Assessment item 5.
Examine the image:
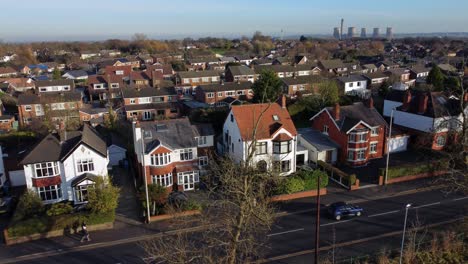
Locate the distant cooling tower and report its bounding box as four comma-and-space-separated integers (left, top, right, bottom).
340, 18, 344, 40
373, 28, 380, 38
386, 27, 394, 40
361, 28, 367, 38
348, 27, 356, 38
333, 27, 341, 39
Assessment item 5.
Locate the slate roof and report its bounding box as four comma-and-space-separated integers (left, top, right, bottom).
177, 70, 220, 79
362, 64, 377, 70
410, 66, 430, 74
254, 64, 313, 74
326, 102, 388, 132
231, 103, 297, 141
298, 128, 340, 151
337, 75, 367, 83
198, 82, 252, 92
319, 59, 345, 69
227, 65, 256, 76
396, 91, 464, 118
282, 75, 323, 86
122, 87, 177, 98
21, 124, 107, 165
17, 92, 82, 105
35, 79, 75, 87
363, 71, 389, 79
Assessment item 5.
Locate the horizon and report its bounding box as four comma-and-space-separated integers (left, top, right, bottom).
1, 0, 468, 42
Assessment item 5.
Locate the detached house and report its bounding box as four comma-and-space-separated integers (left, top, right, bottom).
337, 75, 369, 97
318, 59, 347, 76
123, 86, 179, 121
310, 101, 388, 167
282, 75, 323, 97
132, 118, 214, 191
36, 79, 75, 93
20, 125, 108, 204
221, 100, 301, 175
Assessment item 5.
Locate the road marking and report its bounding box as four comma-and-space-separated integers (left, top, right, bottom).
320, 219, 353, 227
267, 228, 304, 237
368, 210, 400, 218
412, 202, 441, 209
453, 197, 468, 201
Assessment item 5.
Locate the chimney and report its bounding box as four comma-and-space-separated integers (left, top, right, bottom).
464, 92, 468, 102
402, 90, 412, 110
281, 94, 286, 109
418, 94, 429, 114
367, 97, 374, 109
333, 103, 340, 120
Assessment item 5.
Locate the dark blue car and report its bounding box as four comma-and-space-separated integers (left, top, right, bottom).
327, 202, 363, 220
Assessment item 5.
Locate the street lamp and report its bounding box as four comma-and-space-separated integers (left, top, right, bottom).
314, 172, 321, 264
399, 203, 411, 264
384, 108, 395, 185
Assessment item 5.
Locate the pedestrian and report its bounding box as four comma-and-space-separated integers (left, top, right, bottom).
80, 223, 91, 242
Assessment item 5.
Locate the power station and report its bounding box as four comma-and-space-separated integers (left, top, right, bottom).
373, 28, 380, 38
332, 19, 394, 40
360, 28, 367, 38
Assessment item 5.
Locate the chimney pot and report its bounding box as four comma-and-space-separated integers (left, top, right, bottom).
367, 97, 374, 109
403, 90, 412, 110
333, 103, 341, 120
281, 94, 287, 109
418, 94, 429, 114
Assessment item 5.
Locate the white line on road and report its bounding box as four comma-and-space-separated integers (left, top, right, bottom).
267, 228, 304, 237
320, 219, 353, 227
368, 210, 400, 218
413, 202, 440, 209
453, 197, 468, 201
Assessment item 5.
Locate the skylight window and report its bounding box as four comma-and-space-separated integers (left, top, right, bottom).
143, 130, 152, 139
272, 115, 280, 121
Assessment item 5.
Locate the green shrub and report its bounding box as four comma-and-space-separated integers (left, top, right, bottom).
13, 190, 45, 221
300, 170, 329, 190
8, 217, 48, 237
379, 160, 449, 180
284, 177, 305, 194
182, 200, 202, 211
46, 203, 73, 216
87, 176, 120, 213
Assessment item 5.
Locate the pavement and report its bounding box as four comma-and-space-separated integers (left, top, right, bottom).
0, 177, 465, 264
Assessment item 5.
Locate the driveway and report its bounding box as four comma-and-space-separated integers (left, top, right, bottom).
111, 166, 142, 226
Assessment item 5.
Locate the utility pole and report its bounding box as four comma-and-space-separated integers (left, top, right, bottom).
315, 173, 321, 264
385, 108, 395, 184
140, 128, 151, 223
399, 204, 412, 264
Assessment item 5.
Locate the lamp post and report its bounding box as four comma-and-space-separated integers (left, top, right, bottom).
140, 128, 151, 223
385, 108, 395, 185
399, 203, 411, 264
314, 172, 321, 264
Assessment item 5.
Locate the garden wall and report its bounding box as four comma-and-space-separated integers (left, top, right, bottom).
379, 171, 448, 185
271, 188, 327, 202
149, 210, 201, 222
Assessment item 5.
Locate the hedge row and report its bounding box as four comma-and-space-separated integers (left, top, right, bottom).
8, 212, 115, 238
379, 160, 449, 180
317, 161, 357, 186
275, 170, 328, 195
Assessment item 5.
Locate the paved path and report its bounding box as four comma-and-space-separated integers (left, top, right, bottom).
112, 166, 142, 226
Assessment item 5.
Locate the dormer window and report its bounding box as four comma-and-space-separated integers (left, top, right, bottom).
323, 125, 329, 134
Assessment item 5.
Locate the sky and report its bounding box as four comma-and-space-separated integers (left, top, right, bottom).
1, 0, 468, 42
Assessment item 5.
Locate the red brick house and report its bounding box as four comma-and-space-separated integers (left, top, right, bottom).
195, 82, 253, 106
310, 100, 388, 167
104, 65, 132, 77
281, 75, 324, 97
87, 75, 124, 101
122, 86, 179, 121
132, 118, 214, 191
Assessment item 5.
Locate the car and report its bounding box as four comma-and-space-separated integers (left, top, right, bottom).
327, 201, 363, 220
0, 197, 14, 215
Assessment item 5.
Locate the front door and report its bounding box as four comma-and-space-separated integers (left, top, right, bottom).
325, 150, 333, 163
178, 171, 199, 191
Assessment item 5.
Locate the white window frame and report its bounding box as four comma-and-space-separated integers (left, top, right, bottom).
25, 105, 32, 111
180, 149, 193, 161
77, 159, 94, 173
356, 149, 366, 160
199, 156, 208, 167
197, 136, 207, 146
177, 171, 199, 191
225, 91, 235, 97
130, 99, 136, 104
34, 162, 60, 178
370, 142, 378, 153
217, 92, 223, 97
436, 135, 446, 146
152, 173, 173, 187
37, 185, 62, 202
323, 125, 329, 134
371, 127, 379, 136
150, 153, 171, 166
207, 92, 214, 98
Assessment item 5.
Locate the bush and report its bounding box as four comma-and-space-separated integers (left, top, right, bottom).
317, 161, 356, 186
87, 176, 120, 213
379, 160, 449, 180
283, 177, 305, 194
13, 190, 44, 221
300, 170, 329, 190
181, 200, 202, 211
46, 203, 73, 216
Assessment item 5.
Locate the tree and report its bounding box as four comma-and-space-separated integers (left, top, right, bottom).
87, 176, 120, 214
299, 35, 308, 42
379, 81, 391, 97
427, 65, 445, 91
444, 76, 461, 94
14, 190, 44, 221
52, 68, 61, 80
317, 80, 340, 108
139, 184, 168, 216
252, 70, 282, 103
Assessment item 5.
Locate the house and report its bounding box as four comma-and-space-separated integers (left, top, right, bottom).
362, 64, 378, 73
87, 74, 124, 101
0, 67, 18, 77
0, 115, 15, 133
251, 59, 273, 66
385, 68, 413, 86
294, 55, 309, 65
409, 66, 430, 80
337, 75, 369, 97
272, 57, 291, 65
104, 65, 132, 77
122, 86, 179, 121
318, 59, 347, 75
100, 49, 121, 57
20, 125, 108, 204
309, 100, 388, 167
80, 51, 101, 60
132, 118, 214, 191
225, 65, 257, 83
147, 64, 174, 79
0, 78, 35, 92
281, 75, 324, 97
363, 71, 389, 86
79, 105, 109, 126
36, 79, 75, 93
221, 99, 300, 176
137, 54, 154, 66
62, 70, 89, 80
254, 64, 320, 78
176, 71, 221, 94
195, 82, 253, 106
235, 55, 256, 66
377, 60, 399, 71
17, 92, 83, 127
297, 128, 339, 165
390, 91, 466, 150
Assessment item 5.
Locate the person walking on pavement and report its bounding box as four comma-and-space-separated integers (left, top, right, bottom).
80, 222, 91, 242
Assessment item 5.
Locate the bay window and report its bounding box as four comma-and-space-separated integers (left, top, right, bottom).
152, 173, 173, 187
273, 140, 292, 154
34, 162, 59, 177
37, 185, 62, 201
150, 153, 171, 166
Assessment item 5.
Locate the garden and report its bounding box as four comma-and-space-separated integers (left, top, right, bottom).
273, 169, 328, 195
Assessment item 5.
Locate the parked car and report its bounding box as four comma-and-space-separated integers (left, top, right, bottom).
0, 197, 14, 215
327, 201, 363, 220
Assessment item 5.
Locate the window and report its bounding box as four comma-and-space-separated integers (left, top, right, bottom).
255, 142, 267, 155
274, 160, 291, 173
436, 135, 446, 146
358, 133, 367, 142
217, 92, 223, 97
349, 132, 367, 143
75, 184, 93, 203
150, 153, 171, 166
130, 99, 136, 104
37, 185, 62, 201
212, 77, 218, 82
273, 115, 279, 121
25, 105, 32, 111
202, 77, 209, 82
357, 149, 366, 160
177, 171, 199, 191
323, 125, 329, 134
370, 142, 378, 153
292, 85, 297, 91
116, 70, 124, 75
273, 140, 292, 154
371, 127, 379, 136
77, 159, 94, 173
225, 91, 235, 97
152, 173, 173, 187
192, 78, 200, 83
197, 136, 207, 146
230, 114, 234, 122
51, 103, 65, 110
199, 156, 208, 167
207, 92, 214, 98
347, 150, 354, 160
349, 82, 354, 87
111, 83, 119, 88
139, 97, 151, 104
40, 87, 47, 92
180, 149, 193, 161
236, 90, 245, 95
34, 162, 59, 177
183, 79, 189, 84
357, 82, 361, 86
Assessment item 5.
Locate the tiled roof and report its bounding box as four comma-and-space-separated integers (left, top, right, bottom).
122, 87, 176, 98
326, 102, 388, 132
319, 59, 345, 69
227, 65, 256, 76
198, 82, 252, 92
231, 103, 297, 141
177, 70, 220, 79
36, 79, 74, 87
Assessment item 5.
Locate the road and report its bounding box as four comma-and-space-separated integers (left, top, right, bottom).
4, 188, 467, 264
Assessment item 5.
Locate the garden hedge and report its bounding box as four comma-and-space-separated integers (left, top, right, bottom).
379, 160, 449, 180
